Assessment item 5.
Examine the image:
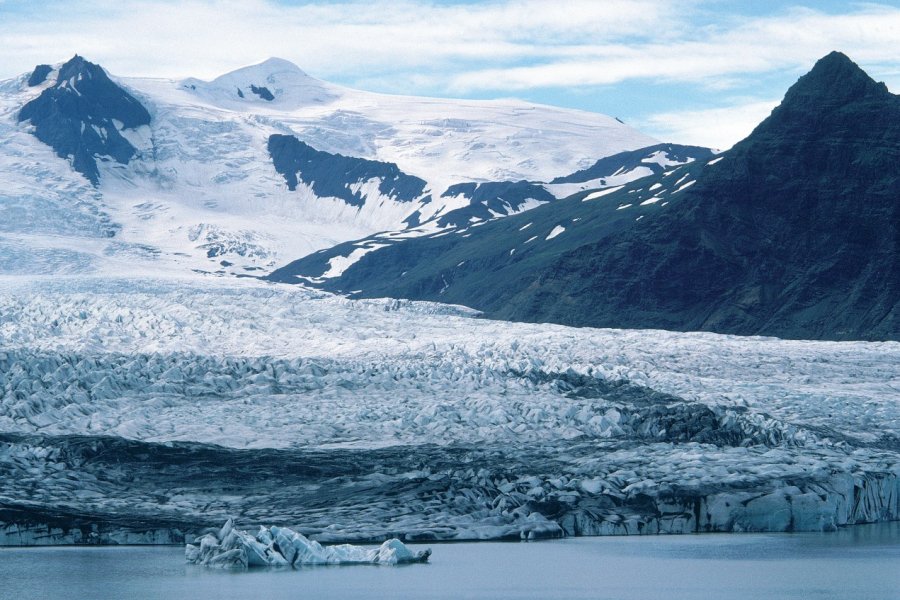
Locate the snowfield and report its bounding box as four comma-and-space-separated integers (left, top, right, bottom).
0, 277, 897, 544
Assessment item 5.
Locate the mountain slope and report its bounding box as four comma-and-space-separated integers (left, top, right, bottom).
269, 143, 712, 285
275, 52, 899, 341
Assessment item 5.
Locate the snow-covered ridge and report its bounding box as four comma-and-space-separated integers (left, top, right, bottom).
1, 55, 660, 279
180, 57, 341, 110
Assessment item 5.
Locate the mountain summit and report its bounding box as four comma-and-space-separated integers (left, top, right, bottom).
17, 55, 151, 185
182, 57, 339, 106
778, 51, 890, 110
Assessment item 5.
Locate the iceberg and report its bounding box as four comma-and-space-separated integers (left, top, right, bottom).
185, 519, 431, 569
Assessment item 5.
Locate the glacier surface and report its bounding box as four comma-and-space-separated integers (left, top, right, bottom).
0, 277, 897, 544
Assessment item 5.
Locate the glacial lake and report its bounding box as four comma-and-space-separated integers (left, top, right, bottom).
2, 523, 898, 600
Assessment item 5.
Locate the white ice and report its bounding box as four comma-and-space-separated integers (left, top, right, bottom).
185, 519, 430, 568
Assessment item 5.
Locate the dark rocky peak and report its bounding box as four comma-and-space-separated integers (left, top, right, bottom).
27, 64, 53, 87
56, 54, 96, 83
782, 51, 890, 108
268, 134, 428, 207
744, 52, 895, 143
18, 55, 151, 186
720, 51, 900, 181
43, 55, 151, 128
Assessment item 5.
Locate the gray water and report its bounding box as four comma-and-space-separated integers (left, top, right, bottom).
2, 523, 898, 600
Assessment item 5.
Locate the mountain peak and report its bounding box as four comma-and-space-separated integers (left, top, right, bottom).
254, 57, 308, 77
17, 54, 151, 186
781, 51, 889, 108
211, 57, 312, 85
56, 54, 105, 85
187, 56, 337, 106
735, 51, 894, 146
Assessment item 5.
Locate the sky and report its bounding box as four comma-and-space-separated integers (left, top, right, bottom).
1, 0, 898, 149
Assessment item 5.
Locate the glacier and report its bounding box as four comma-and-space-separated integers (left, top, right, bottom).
0, 277, 897, 544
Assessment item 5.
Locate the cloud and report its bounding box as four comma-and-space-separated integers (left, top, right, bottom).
447, 5, 900, 92
0, 0, 898, 150
0, 0, 688, 80
1, 1, 897, 91
639, 99, 782, 150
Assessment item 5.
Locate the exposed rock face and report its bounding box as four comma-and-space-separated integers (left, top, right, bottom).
434, 181, 555, 227
26, 64, 53, 87
268, 143, 713, 285
249, 84, 274, 101
17, 55, 151, 185
267, 133, 429, 206
550, 143, 715, 184
578, 50, 899, 340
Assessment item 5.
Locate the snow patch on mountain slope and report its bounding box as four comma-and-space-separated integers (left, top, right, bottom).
543, 166, 654, 199
321, 243, 390, 279
546, 225, 565, 240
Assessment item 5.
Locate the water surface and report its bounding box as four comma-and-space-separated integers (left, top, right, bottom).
2, 523, 898, 600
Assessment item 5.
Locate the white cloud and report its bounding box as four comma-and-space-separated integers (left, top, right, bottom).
639, 99, 782, 150
0, 0, 688, 80
1, 1, 897, 93
447, 5, 900, 91
0, 0, 898, 150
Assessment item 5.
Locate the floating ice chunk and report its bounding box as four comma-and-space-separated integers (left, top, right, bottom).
186, 519, 430, 569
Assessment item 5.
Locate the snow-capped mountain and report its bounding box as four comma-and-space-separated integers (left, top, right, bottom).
274, 52, 900, 341
1, 55, 660, 278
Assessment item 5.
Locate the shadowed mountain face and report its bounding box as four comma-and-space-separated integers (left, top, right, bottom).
550, 143, 715, 184
17, 55, 151, 185
273, 52, 899, 341
268, 133, 430, 206
546, 51, 899, 340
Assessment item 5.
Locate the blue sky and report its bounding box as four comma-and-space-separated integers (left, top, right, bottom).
1, 0, 898, 148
